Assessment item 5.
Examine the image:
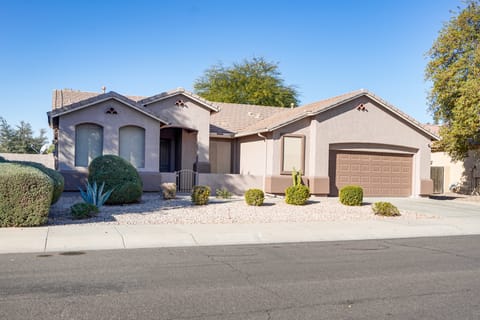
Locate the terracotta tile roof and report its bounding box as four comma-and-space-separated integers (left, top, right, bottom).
236, 90, 365, 136
209, 102, 290, 135
49, 88, 438, 141
139, 88, 219, 112
52, 89, 145, 109
48, 91, 166, 124
235, 89, 439, 141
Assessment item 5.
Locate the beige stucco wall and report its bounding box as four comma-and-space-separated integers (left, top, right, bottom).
238, 135, 266, 175
309, 97, 432, 196
198, 174, 262, 195
431, 152, 464, 192
57, 99, 161, 171
431, 150, 480, 192
238, 96, 434, 197
145, 94, 211, 169
0, 153, 54, 168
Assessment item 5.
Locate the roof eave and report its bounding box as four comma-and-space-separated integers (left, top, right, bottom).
49, 94, 169, 125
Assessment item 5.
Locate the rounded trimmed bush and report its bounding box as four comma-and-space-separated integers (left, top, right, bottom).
18, 161, 64, 204
88, 155, 142, 205
245, 188, 264, 206
372, 202, 400, 217
191, 185, 210, 205
339, 185, 363, 206
285, 185, 310, 205
0, 163, 53, 227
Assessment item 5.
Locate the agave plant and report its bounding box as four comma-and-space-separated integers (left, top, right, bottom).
78, 180, 113, 208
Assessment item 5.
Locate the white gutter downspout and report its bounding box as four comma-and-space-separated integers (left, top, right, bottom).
257, 132, 267, 192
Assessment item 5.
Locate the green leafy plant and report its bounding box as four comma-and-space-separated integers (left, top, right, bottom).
191, 185, 211, 205
244, 188, 264, 206
339, 185, 363, 206
216, 187, 232, 199
285, 169, 310, 205
0, 163, 53, 227
372, 202, 401, 217
88, 155, 142, 205
79, 180, 113, 208
70, 202, 99, 220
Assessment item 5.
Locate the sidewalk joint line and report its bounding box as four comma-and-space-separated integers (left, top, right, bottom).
43, 227, 50, 252
189, 233, 199, 245
113, 226, 126, 248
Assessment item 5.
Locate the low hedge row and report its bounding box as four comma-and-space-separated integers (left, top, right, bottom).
0, 163, 53, 227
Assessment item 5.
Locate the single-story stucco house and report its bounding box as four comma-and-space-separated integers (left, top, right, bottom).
47, 88, 438, 197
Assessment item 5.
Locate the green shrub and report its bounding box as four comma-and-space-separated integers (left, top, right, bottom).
0, 159, 64, 204
372, 202, 401, 217
339, 185, 363, 206
0, 163, 53, 227
244, 188, 264, 206
70, 202, 99, 220
16, 161, 64, 204
216, 187, 232, 199
191, 185, 210, 205
285, 185, 310, 205
88, 155, 142, 205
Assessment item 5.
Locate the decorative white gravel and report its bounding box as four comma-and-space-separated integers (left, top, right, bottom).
48, 192, 436, 226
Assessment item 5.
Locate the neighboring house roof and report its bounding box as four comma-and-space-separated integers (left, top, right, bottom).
48, 91, 168, 125
209, 102, 290, 135
139, 88, 219, 112
423, 124, 440, 136
235, 89, 439, 141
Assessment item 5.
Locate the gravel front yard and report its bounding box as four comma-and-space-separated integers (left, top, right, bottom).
48, 192, 435, 226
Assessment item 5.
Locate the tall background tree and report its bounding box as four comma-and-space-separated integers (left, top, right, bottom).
194, 57, 300, 107
0, 117, 48, 154
426, 0, 480, 161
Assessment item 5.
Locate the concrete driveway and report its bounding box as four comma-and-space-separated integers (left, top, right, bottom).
365, 197, 480, 218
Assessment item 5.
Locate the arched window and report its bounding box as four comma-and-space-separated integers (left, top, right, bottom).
119, 126, 145, 168
75, 123, 103, 167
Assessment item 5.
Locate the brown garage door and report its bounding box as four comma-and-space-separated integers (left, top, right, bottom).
329, 151, 413, 197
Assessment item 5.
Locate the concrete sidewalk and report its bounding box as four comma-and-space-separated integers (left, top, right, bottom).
1, 213, 480, 254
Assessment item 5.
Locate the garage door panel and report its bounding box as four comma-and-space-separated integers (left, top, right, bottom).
329, 151, 412, 197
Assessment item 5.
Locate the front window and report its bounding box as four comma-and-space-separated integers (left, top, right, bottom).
281, 135, 305, 174
75, 123, 103, 167
119, 126, 145, 168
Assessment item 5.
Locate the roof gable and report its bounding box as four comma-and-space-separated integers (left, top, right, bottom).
48, 91, 168, 125
235, 90, 439, 141
139, 88, 219, 112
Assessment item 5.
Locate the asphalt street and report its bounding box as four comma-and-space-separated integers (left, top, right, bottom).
1, 236, 480, 319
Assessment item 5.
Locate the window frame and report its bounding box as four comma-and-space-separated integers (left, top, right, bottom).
280, 134, 305, 175
74, 123, 103, 167
119, 125, 146, 169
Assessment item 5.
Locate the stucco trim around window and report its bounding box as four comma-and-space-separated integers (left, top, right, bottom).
280, 134, 305, 175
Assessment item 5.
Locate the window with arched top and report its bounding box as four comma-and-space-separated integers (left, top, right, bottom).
119, 126, 145, 168
75, 123, 103, 167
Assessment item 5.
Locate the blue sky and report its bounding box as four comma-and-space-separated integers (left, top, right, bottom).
0, 0, 458, 141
